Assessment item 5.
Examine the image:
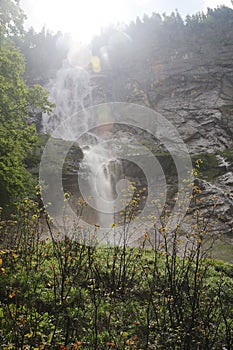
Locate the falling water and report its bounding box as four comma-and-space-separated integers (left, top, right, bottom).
42, 58, 121, 228
80, 144, 120, 227
42, 60, 91, 135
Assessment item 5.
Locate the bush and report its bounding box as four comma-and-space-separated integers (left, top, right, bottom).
0, 195, 232, 349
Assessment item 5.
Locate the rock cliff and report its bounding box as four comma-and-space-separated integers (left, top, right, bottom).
88, 14, 233, 244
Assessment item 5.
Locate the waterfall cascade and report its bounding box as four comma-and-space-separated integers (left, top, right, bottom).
42, 60, 91, 134
42, 60, 122, 228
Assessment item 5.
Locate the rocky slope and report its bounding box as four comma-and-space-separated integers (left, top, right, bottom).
88, 19, 233, 242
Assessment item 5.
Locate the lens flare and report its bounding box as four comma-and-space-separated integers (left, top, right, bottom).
91, 56, 101, 73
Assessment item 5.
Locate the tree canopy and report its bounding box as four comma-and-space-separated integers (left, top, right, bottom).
0, 0, 25, 36
0, 0, 53, 211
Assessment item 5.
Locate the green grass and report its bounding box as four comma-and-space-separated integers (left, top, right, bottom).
192, 152, 219, 180
209, 238, 233, 263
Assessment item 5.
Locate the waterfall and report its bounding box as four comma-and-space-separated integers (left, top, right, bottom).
42, 59, 121, 229
42, 60, 91, 135
80, 144, 121, 227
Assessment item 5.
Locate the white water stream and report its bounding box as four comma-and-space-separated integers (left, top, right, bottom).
42, 61, 121, 228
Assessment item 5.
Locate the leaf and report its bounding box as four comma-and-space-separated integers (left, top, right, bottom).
9, 290, 17, 299
25, 332, 33, 338
0, 307, 4, 318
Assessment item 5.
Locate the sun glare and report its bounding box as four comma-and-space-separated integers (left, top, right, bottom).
21, 0, 233, 44
22, 0, 124, 43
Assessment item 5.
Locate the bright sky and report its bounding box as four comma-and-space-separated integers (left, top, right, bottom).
20, 0, 233, 43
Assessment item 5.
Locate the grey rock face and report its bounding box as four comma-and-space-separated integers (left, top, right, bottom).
37, 25, 233, 245
94, 42, 233, 155
88, 32, 233, 240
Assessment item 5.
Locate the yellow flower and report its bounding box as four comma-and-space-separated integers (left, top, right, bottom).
64, 192, 70, 201
73, 341, 82, 349
9, 290, 17, 299
192, 169, 198, 176
12, 253, 18, 260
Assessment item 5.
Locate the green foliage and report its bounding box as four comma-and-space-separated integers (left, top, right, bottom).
0, 39, 53, 209
0, 0, 25, 37
0, 39, 36, 206
0, 199, 232, 349
192, 153, 219, 180
28, 84, 54, 114
185, 12, 207, 27
92, 5, 233, 58
17, 27, 69, 82
0, 2, 54, 210
162, 10, 184, 26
